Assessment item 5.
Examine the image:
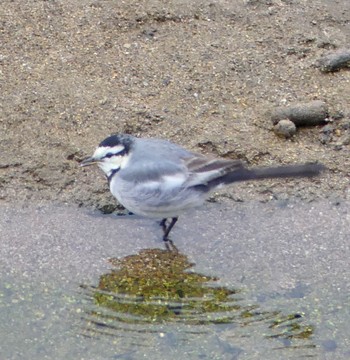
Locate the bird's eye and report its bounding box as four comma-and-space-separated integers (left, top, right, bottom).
104, 152, 114, 158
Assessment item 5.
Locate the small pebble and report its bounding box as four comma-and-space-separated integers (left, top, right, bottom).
316, 49, 350, 72
274, 119, 296, 138
321, 124, 334, 135
319, 124, 334, 144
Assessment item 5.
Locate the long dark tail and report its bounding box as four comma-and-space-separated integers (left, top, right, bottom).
208, 163, 325, 188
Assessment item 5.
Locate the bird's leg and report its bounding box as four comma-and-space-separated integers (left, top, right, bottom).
162, 217, 178, 241
160, 218, 167, 232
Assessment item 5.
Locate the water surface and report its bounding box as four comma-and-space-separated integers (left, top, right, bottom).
0, 201, 349, 359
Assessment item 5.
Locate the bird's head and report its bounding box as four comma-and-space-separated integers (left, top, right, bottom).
81, 134, 133, 177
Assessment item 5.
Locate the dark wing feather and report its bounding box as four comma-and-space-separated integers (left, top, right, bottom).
184, 154, 245, 187
184, 153, 325, 190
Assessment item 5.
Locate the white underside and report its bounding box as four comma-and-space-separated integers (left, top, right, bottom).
109, 174, 207, 219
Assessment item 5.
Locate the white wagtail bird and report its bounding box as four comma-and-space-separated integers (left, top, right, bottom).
81, 134, 324, 241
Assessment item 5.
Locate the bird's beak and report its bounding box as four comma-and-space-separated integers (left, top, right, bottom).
80, 156, 98, 167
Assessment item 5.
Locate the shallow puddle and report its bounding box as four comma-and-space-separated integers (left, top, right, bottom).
0, 201, 349, 359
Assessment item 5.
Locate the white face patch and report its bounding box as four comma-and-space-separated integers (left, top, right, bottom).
96, 149, 131, 177
93, 145, 125, 159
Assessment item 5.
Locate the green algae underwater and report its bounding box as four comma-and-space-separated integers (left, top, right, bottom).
81, 246, 314, 343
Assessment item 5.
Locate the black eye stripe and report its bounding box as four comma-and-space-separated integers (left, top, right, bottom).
104, 149, 127, 159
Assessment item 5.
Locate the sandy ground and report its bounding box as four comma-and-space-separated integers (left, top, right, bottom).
1, 0, 350, 211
